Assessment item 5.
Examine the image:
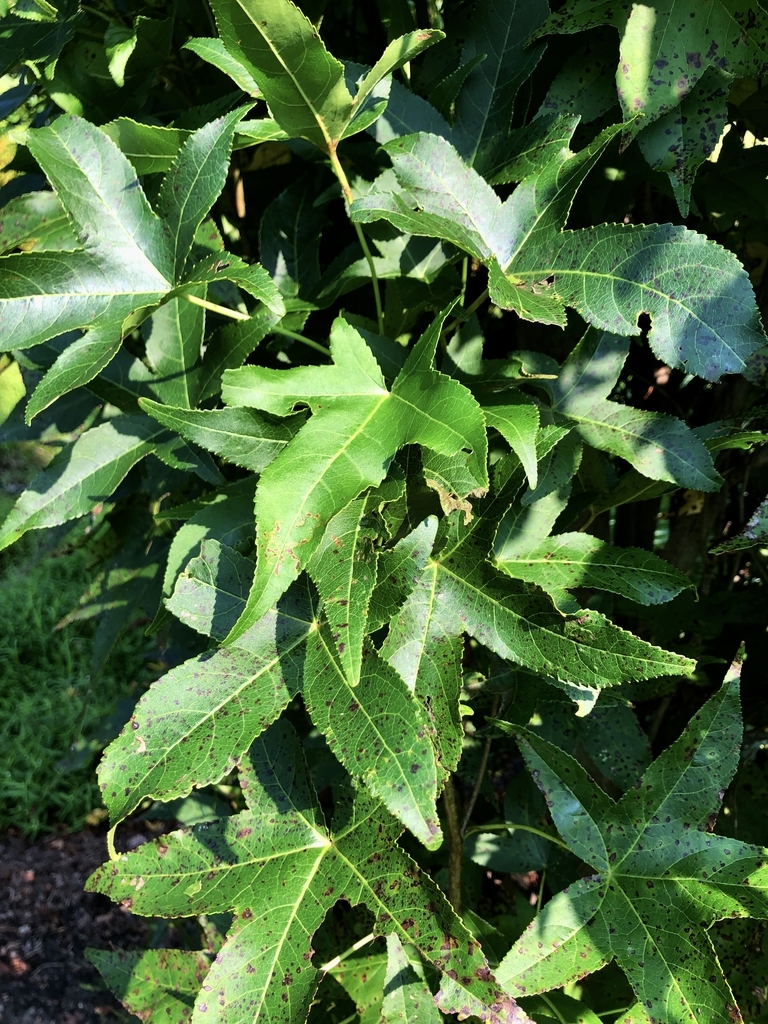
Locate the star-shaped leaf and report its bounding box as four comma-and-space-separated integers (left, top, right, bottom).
0, 108, 284, 418
351, 129, 766, 381
220, 307, 488, 643
495, 673, 768, 1024
88, 718, 530, 1024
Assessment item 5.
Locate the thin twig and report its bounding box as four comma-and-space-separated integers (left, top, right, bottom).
183, 293, 250, 321
460, 694, 499, 835
442, 775, 463, 914
534, 866, 546, 918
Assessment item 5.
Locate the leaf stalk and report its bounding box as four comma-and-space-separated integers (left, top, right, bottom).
327, 144, 385, 334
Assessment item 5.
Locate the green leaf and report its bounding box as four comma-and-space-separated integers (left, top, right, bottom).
0, 189, 78, 254
329, 949, 389, 1024
141, 294, 206, 410
534, 34, 617, 126
520, 992, 603, 1024
496, 675, 768, 1024
0, 111, 279, 390
546, 329, 722, 490
25, 323, 122, 421
368, 76, 452, 145
98, 569, 315, 824
0, 414, 161, 551
352, 131, 520, 266
183, 35, 263, 96
89, 719, 529, 1024
381, 933, 442, 1024
452, 0, 549, 173
307, 498, 378, 686
100, 118, 190, 175
1, 115, 172, 351
140, 398, 302, 473
210, 0, 354, 147
85, 948, 213, 1024
157, 107, 248, 280
221, 310, 487, 641
352, 129, 765, 381
165, 538, 254, 640
485, 113, 582, 186
304, 627, 442, 848
354, 30, 445, 114
383, 512, 693, 699
496, 531, 693, 606
260, 177, 329, 300
0, 1, 79, 76
198, 307, 281, 401
159, 477, 257, 610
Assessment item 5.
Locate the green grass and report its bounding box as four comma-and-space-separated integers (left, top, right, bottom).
0, 547, 153, 836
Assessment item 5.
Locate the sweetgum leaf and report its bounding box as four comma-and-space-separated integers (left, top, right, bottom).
98, 567, 315, 824
182, 36, 263, 96
352, 130, 765, 381
532, 1, 768, 127
0, 110, 282, 424
164, 537, 439, 845
141, 293, 206, 411
711, 495, 768, 554
383, 512, 694, 698
496, 532, 692, 607
496, 674, 768, 1024
221, 309, 487, 642
306, 497, 378, 686
381, 933, 441, 1024
89, 719, 530, 1024
304, 628, 443, 848
0, 189, 78, 253
259, 178, 329, 301
25, 323, 122, 422
635, 68, 729, 217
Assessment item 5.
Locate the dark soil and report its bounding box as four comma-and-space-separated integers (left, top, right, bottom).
0, 825, 171, 1024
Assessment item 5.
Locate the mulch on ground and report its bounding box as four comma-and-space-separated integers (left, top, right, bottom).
0, 825, 172, 1024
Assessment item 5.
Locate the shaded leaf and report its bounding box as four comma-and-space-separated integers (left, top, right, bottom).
0, 414, 161, 551
85, 948, 213, 1024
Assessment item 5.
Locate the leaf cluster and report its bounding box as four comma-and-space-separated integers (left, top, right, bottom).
3, 1, 768, 1023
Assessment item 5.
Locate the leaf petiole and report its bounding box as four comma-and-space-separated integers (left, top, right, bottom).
327, 145, 384, 334
182, 292, 251, 321
271, 324, 330, 356
319, 931, 375, 973
463, 821, 570, 851
107, 825, 119, 862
